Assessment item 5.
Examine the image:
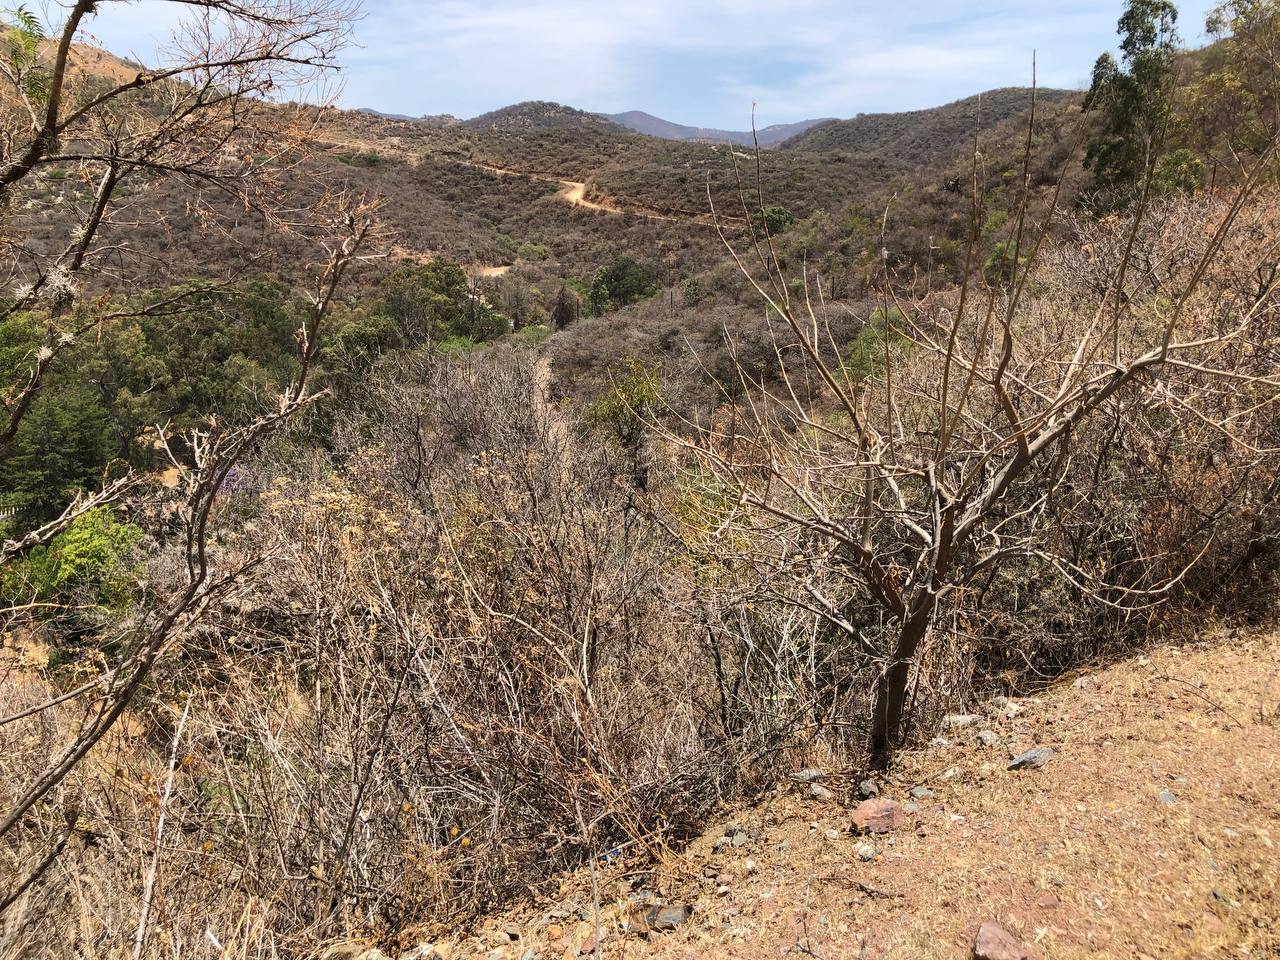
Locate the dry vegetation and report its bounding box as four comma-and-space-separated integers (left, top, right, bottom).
2, 1, 1280, 958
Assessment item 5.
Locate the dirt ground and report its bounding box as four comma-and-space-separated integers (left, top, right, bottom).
406, 630, 1280, 960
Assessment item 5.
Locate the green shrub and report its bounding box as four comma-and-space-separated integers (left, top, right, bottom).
3, 508, 142, 610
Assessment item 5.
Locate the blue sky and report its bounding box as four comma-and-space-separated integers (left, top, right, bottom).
75, 0, 1217, 128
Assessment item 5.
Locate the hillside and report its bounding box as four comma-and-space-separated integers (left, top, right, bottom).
606, 111, 834, 146
463, 101, 627, 132
782, 87, 1081, 160
382, 630, 1280, 960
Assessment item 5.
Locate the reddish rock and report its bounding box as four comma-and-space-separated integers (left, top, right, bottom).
850, 798, 902, 834
973, 921, 1029, 960
1035, 892, 1061, 909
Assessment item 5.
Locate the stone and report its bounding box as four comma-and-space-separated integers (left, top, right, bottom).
929, 736, 952, 749
519, 951, 537, 960
790, 767, 827, 783
942, 713, 980, 730
910, 786, 934, 800
632, 903, 693, 933
858, 779, 881, 799
809, 783, 834, 802
824, 828, 841, 841
976, 729, 1000, 748
1035, 892, 1061, 909
902, 801, 920, 814
743, 858, 758, 875
854, 841, 877, 862
399, 947, 447, 960
1007, 746, 1054, 770
1158, 789, 1176, 804
972, 920, 1029, 960
730, 831, 749, 848
716, 884, 731, 896
851, 798, 902, 835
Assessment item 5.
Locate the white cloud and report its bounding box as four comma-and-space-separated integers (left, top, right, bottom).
63, 0, 1220, 126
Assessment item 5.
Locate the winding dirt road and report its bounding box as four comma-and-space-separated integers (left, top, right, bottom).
459, 158, 714, 226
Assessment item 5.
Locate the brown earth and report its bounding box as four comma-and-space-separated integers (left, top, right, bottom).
386, 629, 1280, 960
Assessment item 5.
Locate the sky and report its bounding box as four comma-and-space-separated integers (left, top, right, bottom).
70, 0, 1217, 129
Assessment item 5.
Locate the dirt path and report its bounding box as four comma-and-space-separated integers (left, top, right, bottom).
401, 631, 1280, 960
457, 158, 715, 226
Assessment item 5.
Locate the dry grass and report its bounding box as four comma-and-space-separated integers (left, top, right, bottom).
407, 628, 1280, 960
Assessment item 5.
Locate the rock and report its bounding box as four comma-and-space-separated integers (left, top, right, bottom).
858, 779, 880, 798
824, 828, 841, 841
942, 713, 980, 730
1001, 702, 1025, 719
851, 798, 902, 835
902, 801, 920, 814
929, 736, 951, 749
486, 950, 506, 960
976, 729, 1000, 748
809, 783, 834, 802
1008, 746, 1054, 770
519, 951, 538, 960
632, 903, 693, 933
790, 767, 827, 783
1158, 789, 1176, 804
1035, 892, 1061, 909
716, 884, 731, 897
972, 920, 1029, 960
730, 831, 749, 848
743, 858, 758, 875
502, 925, 521, 941
909, 786, 934, 800
854, 841, 877, 862
711, 836, 729, 854
399, 948, 447, 960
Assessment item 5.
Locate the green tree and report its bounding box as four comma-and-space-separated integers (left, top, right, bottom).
587, 257, 659, 315
550, 285, 581, 329
2, 507, 141, 611
1084, 0, 1183, 199
1186, 0, 1280, 158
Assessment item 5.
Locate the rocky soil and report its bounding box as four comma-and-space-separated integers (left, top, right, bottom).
336, 629, 1280, 960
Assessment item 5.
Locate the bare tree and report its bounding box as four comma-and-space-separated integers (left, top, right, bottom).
0, 0, 356, 556
677, 103, 1280, 769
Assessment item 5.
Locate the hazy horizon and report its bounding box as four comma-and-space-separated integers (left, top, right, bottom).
73, 0, 1215, 127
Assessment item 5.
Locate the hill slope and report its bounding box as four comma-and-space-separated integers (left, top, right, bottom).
389, 629, 1280, 959
783, 87, 1080, 161
463, 101, 627, 132
606, 111, 834, 146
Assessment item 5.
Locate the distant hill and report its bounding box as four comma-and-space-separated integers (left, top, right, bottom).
606, 111, 834, 147
782, 87, 1081, 161
463, 101, 626, 132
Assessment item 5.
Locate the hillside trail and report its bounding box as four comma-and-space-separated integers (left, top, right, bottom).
384, 629, 1280, 960
454, 158, 717, 227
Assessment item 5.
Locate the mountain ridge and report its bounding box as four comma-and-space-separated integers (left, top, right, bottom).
604, 111, 834, 147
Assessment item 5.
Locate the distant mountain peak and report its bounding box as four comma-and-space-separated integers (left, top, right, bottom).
463, 101, 625, 132
606, 111, 835, 147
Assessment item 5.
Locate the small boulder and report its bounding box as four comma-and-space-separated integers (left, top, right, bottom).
972, 920, 1029, 960
851, 798, 902, 835
854, 841, 877, 862
634, 903, 692, 933
809, 783, 834, 802
858, 779, 881, 799
1008, 746, 1054, 770
976, 729, 1000, 748
1158, 789, 1176, 805
909, 786, 934, 800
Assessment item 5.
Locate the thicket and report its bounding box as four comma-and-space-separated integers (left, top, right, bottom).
3, 1, 1280, 957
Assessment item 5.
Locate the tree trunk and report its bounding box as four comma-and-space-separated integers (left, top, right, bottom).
867, 604, 933, 769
